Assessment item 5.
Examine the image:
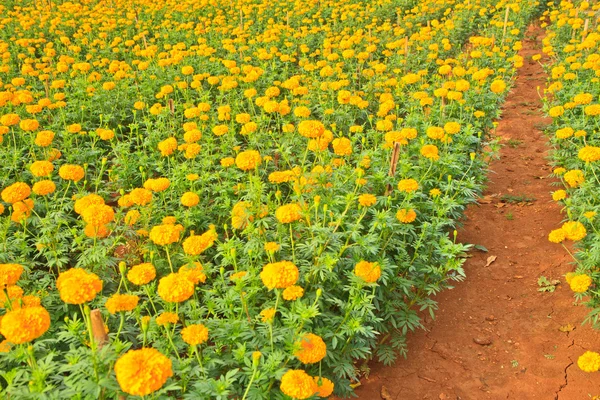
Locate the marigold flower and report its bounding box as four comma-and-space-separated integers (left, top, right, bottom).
561, 221, 586, 241
264, 242, 281, 253
354, 261, 381, 283
84, 224, 110, 238
35, 130, 55, 147
260, 261, 299, 290
490, 79, 507, 93
396, 208, 417, 223
56, 268, 103, 304
552, 190, 567, 201
58, 164, 85, 182
548, 228, 566, 243
430, 188, 442, 197
260, 308, 276, 322
19, 119, 40, 131
149, 223, 184, 246
114, 348, 173, 396
569, 274, 592, 293
181, 324, 209, 346
0, 113, 20, 126
81, 204, 115, 226
74, 194, 105, 214
578, 146, 600, 162
230, 271, 248, 282
235, 150, 262, 171
0, 306, 50, 344
156, 312, 179, 326
181, 192, 200, 207
295, 333, 327, 364
0, 264, 24, 288
1, 182, 31, 204
420, 144, 440, 160
127, 263, 156, 285
0, 285, 23, 308
157, 273, 194, 302
332, 137, 352, 156
182, 229, 218, 255
0, 340, 10, 353
426, 126, 445, 140
314, 376, 335, 397
283, 285, 304, 301
584, 104, 600, 116
275, 203, 302, 223
30, 160, 54, 177
297, 119, 326, 139
358, 193, 377, 207
144, 177, 170, 192
397, 178, 419, 193
179, 262, 207, 285
105, 293, 139, 314
577, 351, 600, 373
11, 199, 34, 223
443, 122, 461, 134
280, 370, 318, 400
158, 137, 178, 156
129, 188, 153, 206
32, 180, 56, 196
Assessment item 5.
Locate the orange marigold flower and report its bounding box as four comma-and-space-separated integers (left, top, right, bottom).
396, 208, 417, 223
149, 223, 184, 246
127, 263, 156, 285
129, 188, 153, 206
105, 293, 139, 314
283, 285, 304, 300
295, 333, 327, 364
230, 271, 248, 282
0, 113, 20, 126
332, 137, 352, 156
181, 324, 209, 346
280, 370, 318, 400
354, 261, 381, 283
58, 164, 85, 182
156, 312, 179, 326
84, 224, 110, 238
275, 203, 302, 223
56, 268, 103, 304
81, 204, 115, 226
0, 340, 11, 353
181, 192, 200, 207
34, 130, 55, 147
421, 144, 440, 160
1, 182, 31, 204
264, 242, 281, 253
231, 201, 252, 230
179, 262, 207, 285
11, 199, 34, 223
235, 150, 262, 171
0, 264, 24, 288
260, 261, 299, 290
0, 306, 50, 344
298, 120, 325, 138
0, 285, 23, 308
32, 180, 56, 196
260, 308, 276, 322
358, 193, 377, 207
74, 194, 105, 214
157, 273, 194, 303
114, 348, 173, 396
19, 119, 40, 131
158, 137, 178, 156
314, 376, 335, 397
30, 160, 54, 177
182, 228, 218, 255
397, 178, 419, 193
124, 210, 141, 226
144, 177, 170, 192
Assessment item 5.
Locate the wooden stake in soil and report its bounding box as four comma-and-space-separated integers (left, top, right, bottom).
90, 309, 109, 349
501, 6, 510, 45
582, 19, 589, 42
385, 142, 401, 196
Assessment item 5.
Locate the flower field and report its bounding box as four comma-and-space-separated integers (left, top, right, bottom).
541, 1, 600, 375
0, 0, 562, 398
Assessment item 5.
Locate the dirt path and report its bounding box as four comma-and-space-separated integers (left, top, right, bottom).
355, 25, 600, 400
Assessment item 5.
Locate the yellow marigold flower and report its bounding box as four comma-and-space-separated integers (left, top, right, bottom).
298, 120, 325, 138
235, 150, 262, 171
443, 122, 461, 134
584, 211, 596, 220
397, 178, 418, 193
212, 124, 229, 136
124, 210, 141, 226
105, 293, 139, 314
578, 146, 600, 162
260, 261, 299, 290
231, 201, 252, 230
30, 160, 54, 177
280, 370, 317, 400
158, 137, 178, 156
561, 221, 586, 241
56, 268, 103, 304
157, 273, 194, 303
354, 260, 381, 283
127, 263, 156, 285
548, 106, 564, 117
569, 274, 592, 293
396, 208, 417, 223
181, 192, 200, 207
58, 164, 85, 182
181, 65, 194, 75
144, 177, 170, 192
552, 190, 567, 201
358, 193, 377, 207
181, 324, 209, 346
230, 271, 248, 282
294, 106, 311, 118
81, 204, 115, 226
563, 170, 584, 188
295, 333, 327, 364
129, 188, 153, 206
32, 180, 56, 196
1, 182, 31, 204
0, 306, 50, 344
220, 157, 235, 167
420, 144, 439, 160
584, 104, 600, 116
114, 348, 173, 397
275, 203, 302, 223
548, 228, 566, 243
260, 308, 276, 322
182, 228, 218, 255
490, 79, 507, 93
577, 351, 600, 373
67, 123, 81, 133
34, 130, 55, 147
264, 242, 281, 253
332, 137, 352, 156
156, 312, 179, 326
553, 167, 566, 175
283, 285, 304, 301
179, 262, 206, 285
183, 129, 202, 143
426, 126, 445, 140
430, 188, 442, 197
149, 223, 183, 246
314, 376, 335, 397
555, 127, 574, 139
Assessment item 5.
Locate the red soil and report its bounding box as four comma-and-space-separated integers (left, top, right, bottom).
354, 25, 600, 400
